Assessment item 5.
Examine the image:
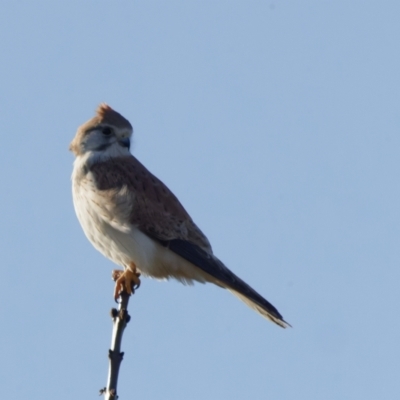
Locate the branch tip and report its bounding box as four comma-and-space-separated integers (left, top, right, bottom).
103, 286, 136, 399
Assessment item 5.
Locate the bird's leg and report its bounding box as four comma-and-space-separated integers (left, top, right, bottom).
112, 262, 141, 300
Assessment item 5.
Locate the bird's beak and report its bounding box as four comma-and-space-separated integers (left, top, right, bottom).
119, 137, 131, 150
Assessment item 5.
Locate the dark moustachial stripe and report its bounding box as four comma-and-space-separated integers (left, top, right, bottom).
95, 143, 112, 151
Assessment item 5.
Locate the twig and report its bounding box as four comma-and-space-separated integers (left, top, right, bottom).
100, 289, 132, 399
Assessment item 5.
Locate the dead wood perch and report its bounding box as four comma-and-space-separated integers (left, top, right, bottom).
100, 273, 136, 399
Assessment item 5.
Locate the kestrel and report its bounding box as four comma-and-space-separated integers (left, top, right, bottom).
70, 104, 290, 328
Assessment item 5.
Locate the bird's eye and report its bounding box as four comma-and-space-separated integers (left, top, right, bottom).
102, 127, 113, 136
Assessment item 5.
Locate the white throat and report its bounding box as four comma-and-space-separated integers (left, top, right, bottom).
72, 142, 131, 180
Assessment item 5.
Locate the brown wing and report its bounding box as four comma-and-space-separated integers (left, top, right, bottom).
89, 156, 289, 327
89, 156, 212, 253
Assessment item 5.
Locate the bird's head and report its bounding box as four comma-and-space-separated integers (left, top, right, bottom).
70, 103, 133, 158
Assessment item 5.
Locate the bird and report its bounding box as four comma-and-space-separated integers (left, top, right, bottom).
70, 104, 290, 328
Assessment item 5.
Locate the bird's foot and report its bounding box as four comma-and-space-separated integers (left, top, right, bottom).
112, 263, 141, 300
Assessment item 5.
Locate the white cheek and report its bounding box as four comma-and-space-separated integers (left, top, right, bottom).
102, 142, 131, 158
85, 132, 113, 151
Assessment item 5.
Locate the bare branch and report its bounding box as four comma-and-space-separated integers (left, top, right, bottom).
100, 289, 132, 399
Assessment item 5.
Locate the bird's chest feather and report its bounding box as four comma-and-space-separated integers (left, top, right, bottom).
73, 175, 111, 244
72, 168, 159, 270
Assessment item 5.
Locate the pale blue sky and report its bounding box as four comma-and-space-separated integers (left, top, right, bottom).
1, 2, 400, 399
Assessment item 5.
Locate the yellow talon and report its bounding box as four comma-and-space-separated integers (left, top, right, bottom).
112, 262, 141, 300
